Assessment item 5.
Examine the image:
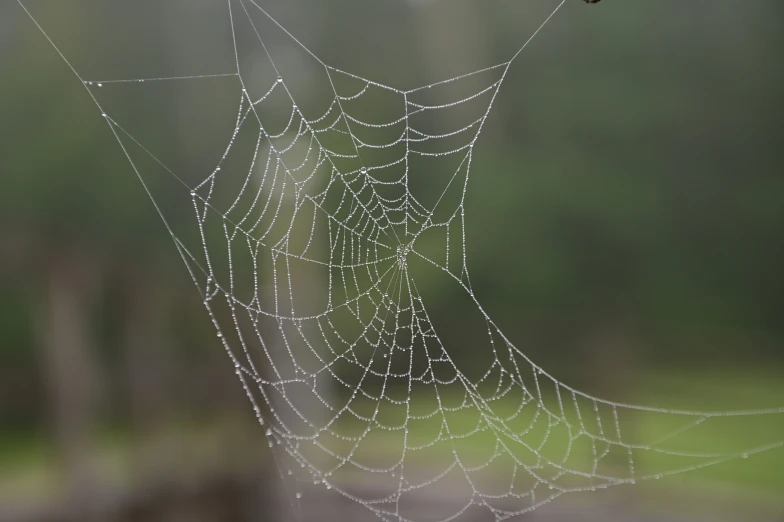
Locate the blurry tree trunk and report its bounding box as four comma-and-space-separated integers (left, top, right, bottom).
408, 0, 503, 140
409, 0, 490, 87
579, 311, 642, 482
257, 140, 334, 520
123, 267, 178, 479
40, 249, 102, 515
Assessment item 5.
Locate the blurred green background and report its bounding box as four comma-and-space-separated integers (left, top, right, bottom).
1, 0, 783, 521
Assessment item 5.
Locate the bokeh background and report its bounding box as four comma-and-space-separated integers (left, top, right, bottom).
1, 0, 783, 521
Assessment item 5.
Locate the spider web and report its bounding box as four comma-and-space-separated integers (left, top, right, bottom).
16, 0, 784, 520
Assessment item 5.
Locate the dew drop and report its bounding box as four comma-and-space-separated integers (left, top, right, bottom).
295, 492, 302, 499
266, 428, 272, 436
277, 76, 283, 83
97, 83, 102, 87
741, 453, 748, 459
360, 167, 367, 174
217, 332, 223, 338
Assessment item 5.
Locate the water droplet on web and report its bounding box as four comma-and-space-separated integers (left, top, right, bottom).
217, 332, 223, 338
741, 453, 748, 459
277, 76, 283, 83
266, 428, 272, 436
190, 191, 195, 197
97, 83, 102, 87
295, 492, 302, 499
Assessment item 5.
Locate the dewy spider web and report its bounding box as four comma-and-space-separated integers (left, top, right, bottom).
16, 0, 784, 520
